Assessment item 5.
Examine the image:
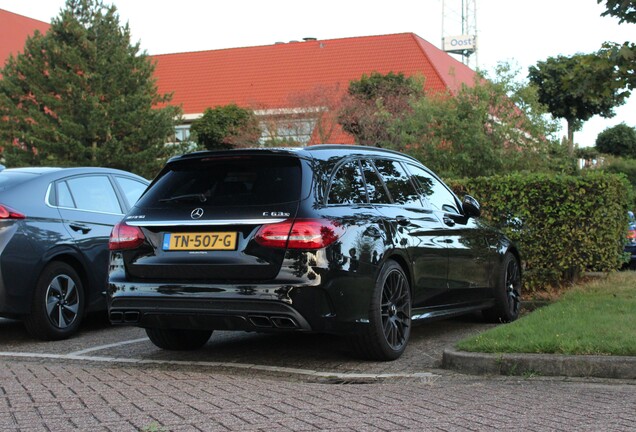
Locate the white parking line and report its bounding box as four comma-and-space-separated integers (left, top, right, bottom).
68, 337, 149, 356
0, 350, 439, 382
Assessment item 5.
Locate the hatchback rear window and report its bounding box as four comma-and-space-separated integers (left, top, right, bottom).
138, 156, 302, 207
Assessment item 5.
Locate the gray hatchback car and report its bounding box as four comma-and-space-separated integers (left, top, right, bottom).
0, 166, 148, 340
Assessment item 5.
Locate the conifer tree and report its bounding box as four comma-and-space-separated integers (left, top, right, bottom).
0, 0, 181, 178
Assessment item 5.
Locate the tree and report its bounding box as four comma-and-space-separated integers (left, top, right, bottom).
190, 104, 261, 150
528, 54, 630, 151
337, 72, 424, 147
597, 1, 636, 91
0, 0, 181, 178
595, 123, 636, 157
397, 63, 572, 178
285, 84, 343, 144
598, 0, 636, 23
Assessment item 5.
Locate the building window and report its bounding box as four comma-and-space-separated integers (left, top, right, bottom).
174, 125, 191, 143
259, 118, 316, 146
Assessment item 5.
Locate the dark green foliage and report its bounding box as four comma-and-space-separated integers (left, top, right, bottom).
595, 123, 636, 157
190, 104, 261, 150
528, 54, 630, 147
597, 1, 636, 96
599, 42, 636, 92
448, 172, 630, 292
347, 71, 423, 101
337, 72, 424, 147
598, 0, 636, 23
0, 0, 181, 179
575, 147, 600, 160
602, 156, 636, 207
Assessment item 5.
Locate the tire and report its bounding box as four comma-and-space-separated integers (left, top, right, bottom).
24, 261, 85, 341
351, 260, 412, 361
483, 252, 522, 323
146, 328, 212, 350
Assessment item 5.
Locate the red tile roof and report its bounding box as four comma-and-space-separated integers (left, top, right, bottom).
1, 16, 476, 145
152, 33, 477, 115
0, 9, 50, 69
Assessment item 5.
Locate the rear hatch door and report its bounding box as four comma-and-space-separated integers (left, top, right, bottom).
124, 154, 303, 282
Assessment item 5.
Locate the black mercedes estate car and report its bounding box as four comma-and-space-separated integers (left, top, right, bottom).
108, 145, 521, 360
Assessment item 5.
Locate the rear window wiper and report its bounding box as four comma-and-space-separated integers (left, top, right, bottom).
158, 193, 207, 203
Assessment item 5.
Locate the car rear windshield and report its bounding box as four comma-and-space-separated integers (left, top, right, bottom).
137, 155, 302, 207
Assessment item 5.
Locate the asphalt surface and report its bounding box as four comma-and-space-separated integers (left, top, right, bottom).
0, 315, 634, 431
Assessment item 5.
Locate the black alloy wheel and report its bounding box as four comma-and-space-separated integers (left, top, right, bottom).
504, 256, 522, 318
351, 260, 412, 361
24, 261, 85, 340
483, 252, 521, 323
381, 267, 411, 351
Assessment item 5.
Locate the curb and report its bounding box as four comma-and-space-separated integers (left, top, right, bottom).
442, 347, 636, 379
0, 351, 439, 383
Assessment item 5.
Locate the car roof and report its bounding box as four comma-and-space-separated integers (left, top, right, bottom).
167, 144, 423, 165
2, 166, 145, 176
0, 167, 150, 191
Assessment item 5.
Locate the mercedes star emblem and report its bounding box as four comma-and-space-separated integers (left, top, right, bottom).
191, 208, 204, 219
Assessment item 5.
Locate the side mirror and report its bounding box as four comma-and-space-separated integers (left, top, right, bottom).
462, 195, 481, 218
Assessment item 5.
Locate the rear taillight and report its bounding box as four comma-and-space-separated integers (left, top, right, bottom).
628, 229, 636, 244
0, 204, 25, 219
109, 222, 145, 250
254, 219, 344, 249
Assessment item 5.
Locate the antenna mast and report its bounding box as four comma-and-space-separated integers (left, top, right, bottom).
442, 0, 478, 69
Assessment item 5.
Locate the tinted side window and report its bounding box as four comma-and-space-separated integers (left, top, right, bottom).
361, 160, 391, 204
114, 176, 147, 207
407, 164, 459, 213
327, 160, 366, 205
373, 159, 421, 206
57, 181, 75, 208
65, 176, 123, 214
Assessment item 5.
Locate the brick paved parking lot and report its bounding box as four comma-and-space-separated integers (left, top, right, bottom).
0, 316, 634, 431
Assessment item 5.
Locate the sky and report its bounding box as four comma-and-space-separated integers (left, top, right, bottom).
1, 0, 635, 149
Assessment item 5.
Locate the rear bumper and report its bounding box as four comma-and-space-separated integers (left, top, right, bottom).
107, 277, 374, 335
109, 294, 314, 332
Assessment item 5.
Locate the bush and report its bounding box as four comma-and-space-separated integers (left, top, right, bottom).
448, 171, 631, 292
190, 104, 261, 150
595, 123, 636, 158
602, 156, 636, 208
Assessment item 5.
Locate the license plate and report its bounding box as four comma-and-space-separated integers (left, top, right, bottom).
162, 232, 237, 251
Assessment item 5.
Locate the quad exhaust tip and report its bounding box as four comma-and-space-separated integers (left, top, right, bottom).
248, 315, 299, 329
110, 311, 299, 329
110, 310, 140, 323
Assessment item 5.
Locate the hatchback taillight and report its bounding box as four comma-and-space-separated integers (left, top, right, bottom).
254, 219, 344, 249
0, 204, 25, 219
109, 222, 145, 250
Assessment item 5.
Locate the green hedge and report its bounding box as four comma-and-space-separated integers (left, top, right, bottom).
448, 172, 630, 292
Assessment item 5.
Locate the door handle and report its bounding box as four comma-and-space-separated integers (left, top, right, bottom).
443, 216, 455, 227
69, 223, 92, 234
395, 215, 410, 226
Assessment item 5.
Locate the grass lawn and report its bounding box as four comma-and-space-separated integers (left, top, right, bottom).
456, 271, 636, 356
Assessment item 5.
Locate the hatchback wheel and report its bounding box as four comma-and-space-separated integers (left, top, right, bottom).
483, 253, 521, 323
146, 328, 212, 350
351, 260, 411, 361
24, 261, 84, 340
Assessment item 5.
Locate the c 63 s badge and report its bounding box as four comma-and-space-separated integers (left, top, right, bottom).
263, 211, 290, 217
